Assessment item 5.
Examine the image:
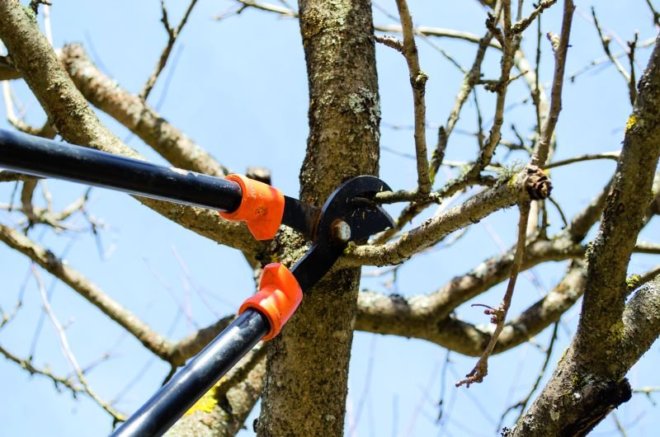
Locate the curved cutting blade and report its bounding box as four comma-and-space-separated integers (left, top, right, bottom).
291, 176, 394, 291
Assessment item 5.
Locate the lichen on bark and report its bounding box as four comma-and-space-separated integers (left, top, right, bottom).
256, 1, 381, 436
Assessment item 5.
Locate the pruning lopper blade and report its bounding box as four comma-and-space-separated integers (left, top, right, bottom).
112, 176, 393, 437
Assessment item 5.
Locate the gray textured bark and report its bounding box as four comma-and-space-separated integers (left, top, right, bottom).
256, 1, 381, 435
508, 35, 660, 437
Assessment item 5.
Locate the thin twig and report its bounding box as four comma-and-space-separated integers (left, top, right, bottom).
591, 7, 634, 105
32, 266, 125, 420
543, 151, 620, 169
2, 82, 56, 137
532, 0, 575, 167
611, 412, 628, 437
644, 0, 660, 27
471, 0, 519, 176
511, 0, 556, 34
0, 224, 175, 361
374, 34, 404, 53
139, 0, 199, 101
230, 0, 296, 18
0, 343, 81, 393
568, 37, 656, 82
547, 196, 568, 228
456, 200, 531, 387
637, 265, 660, 288
378, 8, 503, 244
634, 242, 660, 254
627, 33, 639, 105
20, 178, 38, 227
633, 386, 660, 395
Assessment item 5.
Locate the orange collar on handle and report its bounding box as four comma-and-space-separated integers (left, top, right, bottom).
219, 174, 285, 240
239, 263, 302, 341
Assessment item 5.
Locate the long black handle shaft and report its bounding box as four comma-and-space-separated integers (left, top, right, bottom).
0, 129, 242, 211
111, 309, 269, 437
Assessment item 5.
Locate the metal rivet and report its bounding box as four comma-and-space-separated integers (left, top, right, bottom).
332, 220, 351, 243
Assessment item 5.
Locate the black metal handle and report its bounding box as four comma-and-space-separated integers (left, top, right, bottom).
0, 129, 242, 212
111, 309, 269, 437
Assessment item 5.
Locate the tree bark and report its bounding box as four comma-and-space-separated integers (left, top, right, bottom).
256, 1, 380, 435
508, 34, 660, 437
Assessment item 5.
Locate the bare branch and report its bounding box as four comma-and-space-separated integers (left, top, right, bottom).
469, 1, 520, 175
532, 0, 575, 166
60, 44, 228, 177
511, 0, 557, 34
456, 200, 530, 387
591, 7, 634, 106
568, 37, 656, 82
345, 166, 551, 266
32, 267, 125, 421
638, 265, 660, 287
634, 241, 660, 254
0, 343, 81, 394
0, 223, 175, 362
374, 34, 404, 53
617, 274, 660, 374
0, 6, 262, 256
543, 151, 620, 169
430, 25, 496, 184
497, 321, 560, 430
394, 0, 431, 194
357, 260, 587, 356
576, 35, 660, 356
2, 80, 56, 137
628, 33, 640, 105
232, 0, 296, 18
510, 36, 660, 436
140, 0, 199, 101
645, 0, 660, 26
20, 178, 38, 225
376, 21, 500, 245
565, 177, 613, 242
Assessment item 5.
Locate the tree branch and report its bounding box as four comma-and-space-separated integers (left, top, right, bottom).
543, 151, 620, 169
357, 261, 587, 356
591, 7, 635, 106
32, 267, 124, 421
0, 223, 175, 362
531, 0, 575, 166
60, 44, 228, 177
0, 343, 81, 395
394, 0, 431, 194
345, 165, 551, 266
456, 200, 531, 387
140, 0, 199, 101
0, 2, 262, 256
510, 34, 660, 437
576, 34, 660, 359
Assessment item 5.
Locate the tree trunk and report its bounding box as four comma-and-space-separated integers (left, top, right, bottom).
256, 1, 380, 435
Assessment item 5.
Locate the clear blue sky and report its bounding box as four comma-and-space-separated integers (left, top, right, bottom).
0, 1, 658, 436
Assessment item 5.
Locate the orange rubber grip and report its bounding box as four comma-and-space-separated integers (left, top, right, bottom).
219, 174, 285, 240
239, 263, 302, 341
